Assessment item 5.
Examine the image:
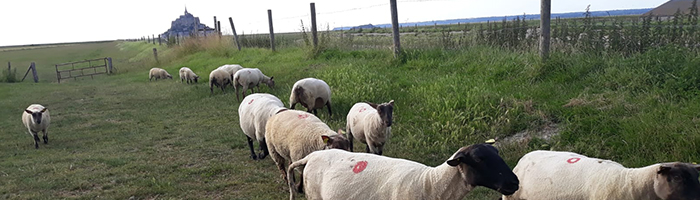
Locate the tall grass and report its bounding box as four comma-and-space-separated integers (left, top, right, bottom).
2, 66, 18, 83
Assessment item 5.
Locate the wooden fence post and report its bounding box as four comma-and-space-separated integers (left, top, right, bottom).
107, 57, 113, 74
229, 17, 242, 51
310, 3, 318, 48
153, 48, 159, 63
7, 62, 10, 73
539, 0, 551, 60
158, 35, 162, 46
31, 62, 38, 83
217, 21, 222, 38
147, 35, 150, 43
152, 34, 156, 44
390, 0, 401, 58
214, 16, 218, 34
268, 9, 276, 51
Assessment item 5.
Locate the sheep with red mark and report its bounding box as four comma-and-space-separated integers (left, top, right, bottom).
287, 143, 519, 200
21, 104, 51, 149
238, 93, 286, 160
502, 150, 700, 200
346, 100, 394, 155
209, 68, 232, 95
148, 68, 172, 81
233, 68, 274, 101
265, 109, 350, 192
178, 67, 199, 84
289, 78, 332, 116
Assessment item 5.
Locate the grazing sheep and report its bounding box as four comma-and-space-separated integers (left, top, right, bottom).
502, 150, 700, 200
238, 93, 286, 160
216, 64, 243, 85
346, 100, 394, 155
209, 68, 233, 95
289, 78, 332, 116
21, 104, 51, 149
233, 68, 274, 101
287, 143, 520, 200
148, 68, 172, 81
265, 109, 350, 192
178, 67, 199, 84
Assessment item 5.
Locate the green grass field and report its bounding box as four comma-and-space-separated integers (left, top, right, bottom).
1, 38, 699, 199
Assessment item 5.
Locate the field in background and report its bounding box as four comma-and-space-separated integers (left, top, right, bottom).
2, 27, 700, 199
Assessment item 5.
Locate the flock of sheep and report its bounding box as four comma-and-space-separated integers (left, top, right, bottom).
18, 63, 700, 200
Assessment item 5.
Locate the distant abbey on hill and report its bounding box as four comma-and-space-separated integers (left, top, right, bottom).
161, 8, 215, 38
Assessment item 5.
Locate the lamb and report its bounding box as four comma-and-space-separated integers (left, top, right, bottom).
238, 93, 286, 160
216, 64, 243, 85
233, 68, 274, 101
148, 68, 172, 81
178, 67, 199, 84
21, 104, 51, 149
289, 78, 332, 116
265, 109, 350, 192
209, 68, 233, 95
502, 150, 700, 200
346, 100, 394, 155
287, 143, 520, 200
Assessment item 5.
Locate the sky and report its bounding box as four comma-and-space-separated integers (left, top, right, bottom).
0, 0, 668, 46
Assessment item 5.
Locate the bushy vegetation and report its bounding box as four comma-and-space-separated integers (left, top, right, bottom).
2, 66, 18, 83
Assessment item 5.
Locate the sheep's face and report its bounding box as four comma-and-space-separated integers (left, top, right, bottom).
654, 163, 700, 200
265, 77, 275, 88
167, 74, 173, 79
193, 76, 199, 83
25, 108, 47, 124
369, 100, 394, 127
321, 134, 351, 151
446, 144, 519, 195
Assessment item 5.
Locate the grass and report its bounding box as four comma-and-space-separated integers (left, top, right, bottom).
1, 36, 700, 199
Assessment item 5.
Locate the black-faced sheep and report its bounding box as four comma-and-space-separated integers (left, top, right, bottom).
21, 104, 51, 149
502, 150, 700, 200
289, 78, 331, 116
149, 68, 172, 81
346, 100, 394, 155
238, 93, 286, 160
178, 67, 199, 84
287, 143, 519, 200
233, 68, 274, 102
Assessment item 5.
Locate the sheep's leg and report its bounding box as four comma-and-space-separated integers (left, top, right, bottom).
312, 109, 318, 116
42, 129, 48, 144
290, 102, 297, 109
296, 171, 304, 193
347, 128, 354, 152
246, 136, 258, 160
32, 132, 39, 149
258, 139, 269, 159
271, 153, 288, 182
326, 102, 332, 116
365, 145, 370, 153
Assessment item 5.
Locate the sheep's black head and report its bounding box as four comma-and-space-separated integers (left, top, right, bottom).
367, 100, 394, 127
654, 162, 700, 200
193, 76, 199, 83
446, 143, 519, 195
25, 107, 47, 124
322, 131, 351, 151
265, 76, 275, 88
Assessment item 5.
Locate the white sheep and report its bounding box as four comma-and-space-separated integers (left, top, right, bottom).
502, 150, 700, 200
209, 68, 233, 95
216, 64, 243, 85
178, 67, 199, 84
289, 78, 332, 116
346, 100, 394, 155
148, 68, 172, 81
287, 143, 520, 200
265, 109, 350, 193
238, 93, 286, 160
233, 68, 274, 102
21, 104, 51, 149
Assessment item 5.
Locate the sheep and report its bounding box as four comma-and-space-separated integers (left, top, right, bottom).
289, 78, 332, 116
216, 64, 243, 85
286, 143, 520, 200
178, 67, 199, 84
346, 100, 394, 155
233, 68, 274, 102
209, 68, 233, 95
238, 93, 286, 160
265, 109, 350, 193
148, 68, 172, 81
502, 150, 700, 200
21, 104, 51, 149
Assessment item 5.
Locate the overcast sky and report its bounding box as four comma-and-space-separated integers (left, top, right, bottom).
0, 0, 667, 46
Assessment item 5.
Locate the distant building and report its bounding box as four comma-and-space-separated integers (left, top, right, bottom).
161, 8, 215, 38
643, 0, 700, 17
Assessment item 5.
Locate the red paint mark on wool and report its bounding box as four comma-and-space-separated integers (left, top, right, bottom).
297, 114, 309, 119
567, 158, 581, 164
248, 99, 255, 104
358, 107, 367, 113
353, 161, 368, 173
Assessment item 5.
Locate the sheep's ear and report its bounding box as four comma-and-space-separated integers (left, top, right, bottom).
447, 152, 475, 167
366, 102, 379, 109
658, 164, 672, 174
321, 135, 331, 144
270, 76, 274, 80
446, 157, 461, 166
25, 109, 33, 114
40, 108, 47, 113
388, 100, 394, 106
